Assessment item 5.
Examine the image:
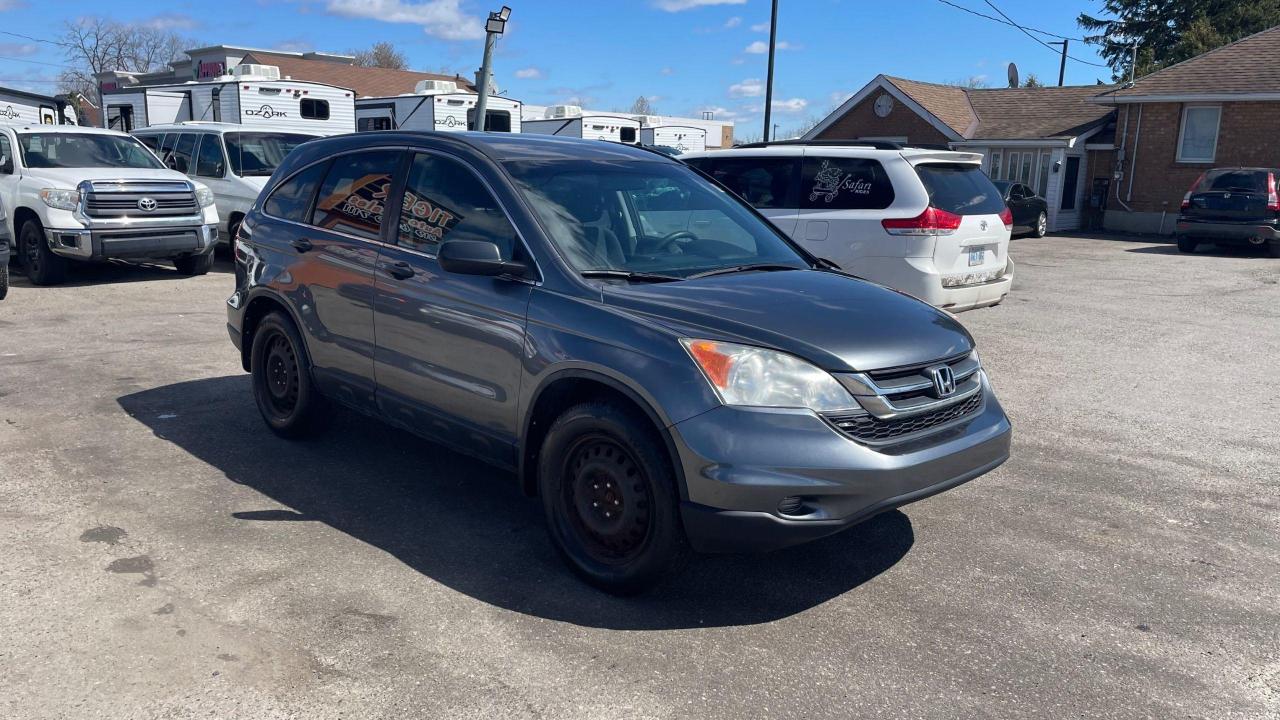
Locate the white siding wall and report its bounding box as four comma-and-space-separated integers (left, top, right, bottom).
0, 94, 46, 127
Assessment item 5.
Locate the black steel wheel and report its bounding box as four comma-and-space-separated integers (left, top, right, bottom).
250, 311, 329, 438
20, 219, 67, 286
539, 401, 689, 594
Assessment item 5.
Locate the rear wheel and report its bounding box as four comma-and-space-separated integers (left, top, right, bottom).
250, 311, 329, 438
1177, 236, 1199, 254
1269, 240, 1280, 258
20, 219, 67, 286
0, 258, 8, 300
1032, 211, 1048, 238
174, 250, 214, 276
538, 401, 689, 594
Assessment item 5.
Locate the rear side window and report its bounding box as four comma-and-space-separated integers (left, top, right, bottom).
300, 99, 330, 120
396, 153, 518, 256
194, 135, 226, 178
171, 133, 197, 175
136, 134, 160, 152
800, 157, 894, 210
689, 156, 798, 209
1203, 170, 1267, 193
311, 151, 401, 240
263, 161, 329, 223
915, 163, 1005, 215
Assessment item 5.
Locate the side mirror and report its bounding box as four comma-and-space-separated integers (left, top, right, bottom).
437, 239, 528, 278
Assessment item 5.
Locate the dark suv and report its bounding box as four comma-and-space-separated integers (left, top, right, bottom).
227, 132, 1012, 593
1177, 167, 1280, 256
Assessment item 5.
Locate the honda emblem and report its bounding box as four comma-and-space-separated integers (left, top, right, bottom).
928, 364, 957, 397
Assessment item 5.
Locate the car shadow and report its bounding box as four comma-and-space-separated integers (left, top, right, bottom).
118, 376, 915, 630
1126, 242, 1270, 257
8, 256, 233, 288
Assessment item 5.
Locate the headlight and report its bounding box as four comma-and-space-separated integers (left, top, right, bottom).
195, 186, 216, 208
39, 188, 81, 211
681, 339, 856, 412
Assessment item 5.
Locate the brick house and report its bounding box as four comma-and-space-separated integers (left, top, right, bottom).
1091, 25, 1280, 234
806, 75, 1115, 232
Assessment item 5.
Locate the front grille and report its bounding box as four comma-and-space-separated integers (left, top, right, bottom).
83, 181, 198, 219
825, 391, 983, 444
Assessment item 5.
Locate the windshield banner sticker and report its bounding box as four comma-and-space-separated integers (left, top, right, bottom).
316, 174, 390, 235
400, 190, 464, 244
809, 160, 873, 203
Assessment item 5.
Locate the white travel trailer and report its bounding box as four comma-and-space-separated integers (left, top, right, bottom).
355, 80, 522, 133
0, 87, 78, 126
100, 64, 355, 135
522, 105, 641, 144
639, 125, 707, 153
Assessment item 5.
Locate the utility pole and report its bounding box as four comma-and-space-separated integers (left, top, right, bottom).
1049, 39, 1068, 86
762, 0, 778, 142
473, 6, 511, 131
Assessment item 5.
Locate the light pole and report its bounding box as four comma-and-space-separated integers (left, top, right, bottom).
473, 6, 510, 131
761, 0, 778, 142
1048, 39, 1068, 86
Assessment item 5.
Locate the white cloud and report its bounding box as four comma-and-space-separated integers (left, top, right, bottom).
514, 67, 543, 80
325, 0, 484, 41
772, 97, 808, 113
0, 0, 28, 10
698, 105, 739, 120
653, 0, 745, 11
745, 40, 796, 54
750, 22, 769, 32
728, 78, 764, 98
142, 13, 199, 31
724, 16, 741, 28
829, 90, 852, 106
0, 42, 37, 56
660, 67, 674, 75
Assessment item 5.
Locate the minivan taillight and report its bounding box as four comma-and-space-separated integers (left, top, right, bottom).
998, 207, 1013, 231
1267, 172, 1279, 211
1181, 172, 1206, 210
881, 206, 963, 236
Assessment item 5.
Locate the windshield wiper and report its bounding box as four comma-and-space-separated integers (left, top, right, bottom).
579, 270, 682, 283
685, 263, 803, 280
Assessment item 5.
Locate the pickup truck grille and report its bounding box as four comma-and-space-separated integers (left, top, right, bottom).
83, 181, 198, 219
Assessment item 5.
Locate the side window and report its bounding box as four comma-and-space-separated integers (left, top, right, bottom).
171, 132, 196, 175
467, 108, 511, 132
396, 153, 518, 256
800, 157, 895, 210
619, 126, 637, 144
689, 156, 798, 209
159, 132, 178, 158
1009, 184, 1025, 200
135, 134, 160, 152
300, 99, 330, 121
358, 117, 393, 132
263, 161, 329, 223
195, 134, 226, 178
0, 134, 12, 173
311, 151, 400, 240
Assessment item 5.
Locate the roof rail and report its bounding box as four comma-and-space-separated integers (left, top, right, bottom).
735, 139, 905, 150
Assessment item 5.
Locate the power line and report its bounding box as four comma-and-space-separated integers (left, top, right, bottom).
0, 29, 71, 48
978, 0, 1110, 68
935, 0, 1084, 41
0, 54, 72, 69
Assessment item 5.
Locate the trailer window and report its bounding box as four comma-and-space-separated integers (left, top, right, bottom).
211, 87, 222, 123
300, 99, 330, 121
467, 108, 511, 132
619, 127, 637, 143
358, 117, 393, 131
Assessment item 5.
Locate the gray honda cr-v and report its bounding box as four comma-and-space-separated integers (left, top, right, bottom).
227, 132, 1012, 593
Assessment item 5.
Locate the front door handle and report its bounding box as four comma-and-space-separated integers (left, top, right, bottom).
291, 238, 313, 253
386, 260, 415, 280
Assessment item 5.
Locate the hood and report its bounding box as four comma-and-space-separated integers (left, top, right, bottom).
603, 270, 974, 372
21, 167, 190, 187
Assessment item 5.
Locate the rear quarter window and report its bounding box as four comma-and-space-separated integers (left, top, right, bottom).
800, 157, 894, 210
687, 156, 799, 209
915, 163, 1005, 215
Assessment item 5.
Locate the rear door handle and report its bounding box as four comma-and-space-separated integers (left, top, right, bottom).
386, 260, 415, 280
290, 238, 313, 252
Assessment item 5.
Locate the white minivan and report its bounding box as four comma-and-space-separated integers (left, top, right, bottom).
133, 122, 319, 247
683, 141, 1014, 311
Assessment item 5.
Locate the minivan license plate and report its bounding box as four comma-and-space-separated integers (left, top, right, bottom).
968, 247, 984, 266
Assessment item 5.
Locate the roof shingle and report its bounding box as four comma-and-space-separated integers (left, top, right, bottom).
1099, 24, 1280, 99
884, 76, 1114, 140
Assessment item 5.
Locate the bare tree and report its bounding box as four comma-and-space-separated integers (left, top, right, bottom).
59, 18, 188, 99
629, 96, 655, 115
351, 42, 408, 70
944, 76, 989, 88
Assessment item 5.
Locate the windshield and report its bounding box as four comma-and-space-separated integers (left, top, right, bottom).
505, 159, 810, 279
18, 133, 163, 170
917, 163, 1005, 215
224, 132, 314, 177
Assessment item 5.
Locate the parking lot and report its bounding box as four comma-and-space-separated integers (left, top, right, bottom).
0, 235, 1276, 719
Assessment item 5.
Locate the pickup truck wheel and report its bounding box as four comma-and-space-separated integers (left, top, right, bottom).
539, 401, 690, 595
1032, 211, 1048, 238
1177, 236, 1199, 254
174, 251, 214, 276
20, 219, 67, 286
250, 311, 329, 438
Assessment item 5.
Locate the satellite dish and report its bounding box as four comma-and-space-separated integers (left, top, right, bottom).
1007, 62, 1020, 88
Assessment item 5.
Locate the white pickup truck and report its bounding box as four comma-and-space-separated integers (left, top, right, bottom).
0, 124, 219, 285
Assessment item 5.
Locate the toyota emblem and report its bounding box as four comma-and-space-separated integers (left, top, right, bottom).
979, 220, 989, 231
137, 197, 158, 212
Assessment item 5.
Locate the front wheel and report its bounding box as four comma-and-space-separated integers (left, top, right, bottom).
20, 219, 67, 286
174, 250, 214, 276
538, 401, 690, 595
250, 311, 329, 438
1177, 236, 1199, 254
1032, 211, 1048, 238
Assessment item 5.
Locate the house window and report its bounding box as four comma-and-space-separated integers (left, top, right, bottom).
1177, 105, 1220, 163
988, 150, 1002, 179
1037, 152, 1050, 197
1005, 152, 1018, 181
1020, 152, 1033, 184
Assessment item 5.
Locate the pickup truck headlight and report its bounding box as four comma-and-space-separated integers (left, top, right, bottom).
681, 339, 857, 412
39, 188, 81, 212
195, 186, 216, 208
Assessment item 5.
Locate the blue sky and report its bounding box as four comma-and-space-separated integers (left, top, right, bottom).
1, 0, 1114, 137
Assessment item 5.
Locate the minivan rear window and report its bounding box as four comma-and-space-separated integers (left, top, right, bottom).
915, 163, 1005, 215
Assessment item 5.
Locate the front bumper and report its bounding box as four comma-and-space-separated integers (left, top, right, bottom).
46, 223, 218, 260
1176, 218, 1279, 243
671, 382, 1011, 553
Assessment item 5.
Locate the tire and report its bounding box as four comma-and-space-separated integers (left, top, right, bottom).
1177, 236, 1199, 254
224, 217, 242, 258
174, 250, 214, 276
19, 218, 67, 286
1269, 240, 1280, 259
538, 401, 690, 595
0, 259, 8, 301
1032, 211, 1048, 238
249, 311, 329, 439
